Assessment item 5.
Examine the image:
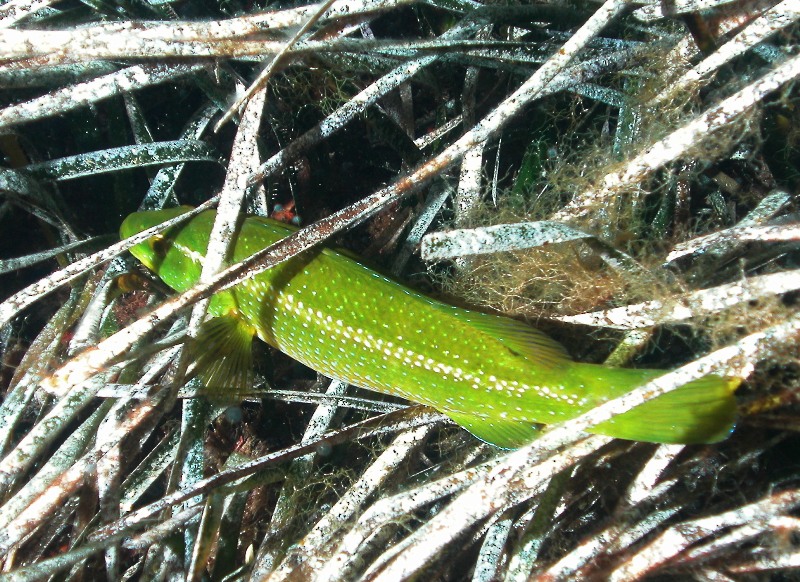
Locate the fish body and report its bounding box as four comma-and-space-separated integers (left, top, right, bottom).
120, 207, 739, 447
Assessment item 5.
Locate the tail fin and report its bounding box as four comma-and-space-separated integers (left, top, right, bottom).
590, 375, 739, 444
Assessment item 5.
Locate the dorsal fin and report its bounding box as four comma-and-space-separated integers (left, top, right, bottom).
448, 308, 571, 368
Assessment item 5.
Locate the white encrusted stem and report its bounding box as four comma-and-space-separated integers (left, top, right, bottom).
0, 0, 408, 61
0, 0, 57, 28
609, 488, 800, 581
0, 63, 206, 130
558, 270, 800, 330
250, 378, 350, 578
667, 223, 800, 262
248, 15, 485, 184
269, 425, 434, 581
552, 52, 800, 221
215, 0, 338, 130
317, 451, 503, 578
421, 221, 591, 260
360, 436, 610, 581
668, 1, 800, 96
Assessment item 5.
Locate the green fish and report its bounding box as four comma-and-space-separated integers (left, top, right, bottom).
120, 206, 739, 448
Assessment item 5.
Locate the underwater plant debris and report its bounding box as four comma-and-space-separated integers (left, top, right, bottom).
0, 0, 799, 580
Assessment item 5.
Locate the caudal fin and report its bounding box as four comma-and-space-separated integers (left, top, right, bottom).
590, 375, 739, 444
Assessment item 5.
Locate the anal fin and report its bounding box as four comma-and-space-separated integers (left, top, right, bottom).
446, 410, 543, 449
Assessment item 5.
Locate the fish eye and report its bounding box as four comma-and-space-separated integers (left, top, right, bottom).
150, 234, 170, 257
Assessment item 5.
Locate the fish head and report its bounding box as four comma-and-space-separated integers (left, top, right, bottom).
119, 206, 195, 273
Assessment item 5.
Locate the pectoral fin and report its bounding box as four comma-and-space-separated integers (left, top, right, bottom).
189, 314, 255, 396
